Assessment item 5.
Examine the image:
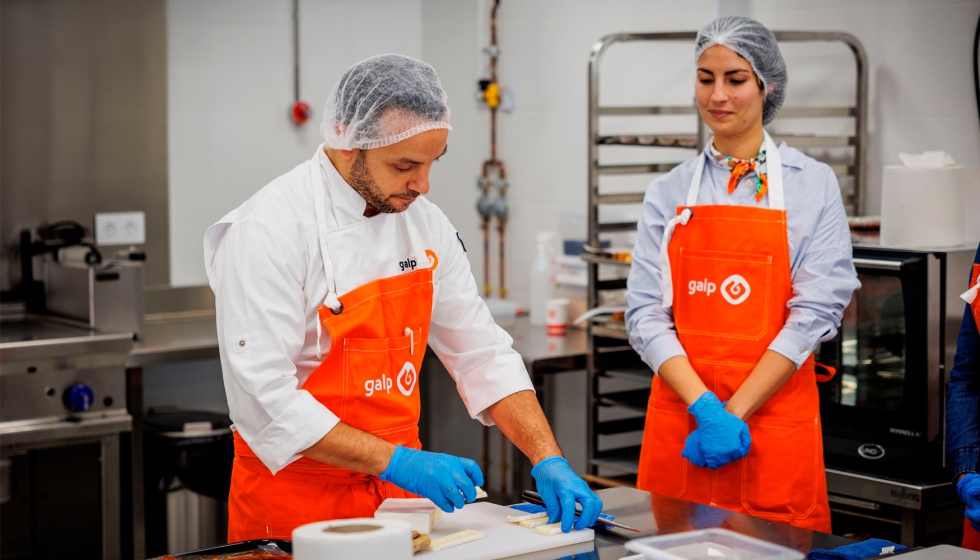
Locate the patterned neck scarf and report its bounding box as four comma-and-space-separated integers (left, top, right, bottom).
708, 142, 768, 203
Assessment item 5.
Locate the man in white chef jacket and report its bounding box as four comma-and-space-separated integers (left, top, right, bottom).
205, 54, 601, 540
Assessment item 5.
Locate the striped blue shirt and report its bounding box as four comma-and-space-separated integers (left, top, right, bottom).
625, 142, 860, 371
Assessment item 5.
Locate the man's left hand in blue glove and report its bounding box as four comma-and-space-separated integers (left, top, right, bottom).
532, 456, 603, 533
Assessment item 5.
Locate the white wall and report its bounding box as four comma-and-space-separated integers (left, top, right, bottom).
167, 0, 422, 286
167, 0, 980, 297
421, 0, 980, 307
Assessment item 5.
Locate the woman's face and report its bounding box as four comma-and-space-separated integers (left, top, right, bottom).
695, 45, 765, 139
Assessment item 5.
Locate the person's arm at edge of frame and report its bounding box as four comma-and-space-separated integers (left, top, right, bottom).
949, 243, 980, 484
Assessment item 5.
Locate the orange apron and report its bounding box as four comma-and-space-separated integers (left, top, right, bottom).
964, 264, 979, 335
227, 146, 435, 540
637, 132, 832, 533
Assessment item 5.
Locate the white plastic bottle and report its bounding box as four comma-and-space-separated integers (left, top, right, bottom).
529, 232, 556, 326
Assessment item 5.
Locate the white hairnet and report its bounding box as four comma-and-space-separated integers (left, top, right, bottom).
320, 54, 451, 150
695, 16, 787, 125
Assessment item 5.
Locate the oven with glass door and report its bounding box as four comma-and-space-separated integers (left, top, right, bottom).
815, 245, 975, 481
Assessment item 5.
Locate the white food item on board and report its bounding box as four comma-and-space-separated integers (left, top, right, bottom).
375, 498, 442, 534
535, 523, 564, 536
428, 530, 485, 551
519, 518, 550, 528
507, 511, 549, 523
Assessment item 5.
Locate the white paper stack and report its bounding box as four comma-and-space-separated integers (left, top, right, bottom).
374, 498, 442, 534
880, 151, 965, 249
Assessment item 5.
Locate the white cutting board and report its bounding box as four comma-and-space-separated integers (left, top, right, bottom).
418, 502, 594, 560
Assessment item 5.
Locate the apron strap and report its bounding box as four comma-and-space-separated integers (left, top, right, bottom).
660, 131, 783, 309
310, 144, 343, 357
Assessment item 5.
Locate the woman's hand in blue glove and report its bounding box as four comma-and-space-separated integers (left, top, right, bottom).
682, 391, 751, 470
531, 456, 603, 533
958, 473, 980, 530
379, 445, 484, 513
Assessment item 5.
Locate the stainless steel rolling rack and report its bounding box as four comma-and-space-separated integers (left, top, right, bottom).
583, 31, 869, 488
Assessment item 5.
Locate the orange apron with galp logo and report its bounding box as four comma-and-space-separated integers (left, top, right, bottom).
226, 146, 436, 540
637, 132, 832, 533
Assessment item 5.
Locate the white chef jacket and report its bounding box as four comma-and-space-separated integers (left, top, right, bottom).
204, 146, 533, 474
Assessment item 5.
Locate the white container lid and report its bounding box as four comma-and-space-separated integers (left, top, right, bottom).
624, 528, 804, 560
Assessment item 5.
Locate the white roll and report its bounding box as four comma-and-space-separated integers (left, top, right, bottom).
880, 165, 965, 248
293, 518, 413, 560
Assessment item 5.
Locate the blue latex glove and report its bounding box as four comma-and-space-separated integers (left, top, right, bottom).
531, 456, 603, 533
958, 473, 980, 530
379, 445, 484, 513
806, 538, 906, 560
682, 392, 751, 470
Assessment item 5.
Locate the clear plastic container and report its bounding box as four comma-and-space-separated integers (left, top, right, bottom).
624, 529, 804, 560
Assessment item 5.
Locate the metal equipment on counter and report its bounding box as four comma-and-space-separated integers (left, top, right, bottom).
0, 303, 134, 560
814, 244, 975, 546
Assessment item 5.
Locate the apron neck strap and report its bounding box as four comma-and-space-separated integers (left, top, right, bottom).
310, 144, 343, 313
687, 131, 784, 210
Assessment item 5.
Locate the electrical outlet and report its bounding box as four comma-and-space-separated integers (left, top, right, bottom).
95, 212, 146, 246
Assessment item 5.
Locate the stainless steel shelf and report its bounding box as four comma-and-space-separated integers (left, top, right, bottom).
595, 105, 855, 118
590, 447, 642, 475
597, 163, 679, 175
597, 106, 697, 116
594, 193, 645, 204
581, 254, 632, 267
603, 367, 654, 384
597, 133, 854, 149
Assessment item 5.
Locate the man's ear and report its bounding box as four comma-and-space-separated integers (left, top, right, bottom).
340, 149, 357, 161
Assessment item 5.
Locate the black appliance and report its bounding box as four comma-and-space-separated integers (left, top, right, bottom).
815, 245, 975, 480
143, 408, 233, 558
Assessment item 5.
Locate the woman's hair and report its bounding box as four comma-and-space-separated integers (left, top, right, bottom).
695, 17, 787, 125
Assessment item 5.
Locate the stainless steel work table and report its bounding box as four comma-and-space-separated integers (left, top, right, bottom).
512, 486, 854, 559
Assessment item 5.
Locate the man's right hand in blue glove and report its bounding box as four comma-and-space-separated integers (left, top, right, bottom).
958, 473, 980, 530
681, 391, 751, 470
380, 445, 484, 513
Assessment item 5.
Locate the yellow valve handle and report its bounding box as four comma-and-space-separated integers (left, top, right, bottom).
484, 82, 501, 108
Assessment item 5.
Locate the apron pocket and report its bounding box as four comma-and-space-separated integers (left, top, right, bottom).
341, 328, 423, 430
639, 400, 689, 498
673, 248, 773, 341
740, 416, 819, 521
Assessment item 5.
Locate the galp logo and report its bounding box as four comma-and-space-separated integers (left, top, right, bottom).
688, 274, 751, 305
720, 275, 751, 305
396, 362, 417, 396
365, 362, 418, 397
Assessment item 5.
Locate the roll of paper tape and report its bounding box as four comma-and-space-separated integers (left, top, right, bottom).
293, 518, 413, 560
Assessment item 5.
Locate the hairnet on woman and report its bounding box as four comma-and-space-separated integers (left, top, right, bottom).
626, 16, 859, 532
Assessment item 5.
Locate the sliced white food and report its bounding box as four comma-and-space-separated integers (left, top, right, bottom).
375, 498, 442, 533
518, 518, 550, 528
428, 529, 485, 552
507, 511, 548, 523
535, 522, 564, 536
474, 486, 488, 500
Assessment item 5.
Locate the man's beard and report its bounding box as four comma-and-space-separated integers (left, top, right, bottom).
349, 152, 418, 214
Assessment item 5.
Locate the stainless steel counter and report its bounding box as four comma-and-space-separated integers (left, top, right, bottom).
129, 305, 590, 373
512, 486, 854, 559
129, 311, 219, 367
